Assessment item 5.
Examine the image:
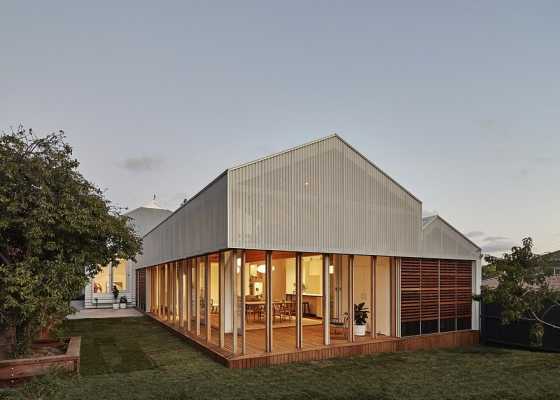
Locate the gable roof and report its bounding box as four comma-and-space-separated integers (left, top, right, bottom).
422, 214, 481, 251
229, 134, 421, 204
144, 134, 421, 239
125, 206, 173, 237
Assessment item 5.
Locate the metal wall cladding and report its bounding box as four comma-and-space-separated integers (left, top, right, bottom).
134, 174, 228, 268
421, 217, 480, 260
227, 135, 422, 256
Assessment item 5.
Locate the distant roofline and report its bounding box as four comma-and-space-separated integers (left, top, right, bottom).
124, 205, 172, 216
422, 215, 438, 226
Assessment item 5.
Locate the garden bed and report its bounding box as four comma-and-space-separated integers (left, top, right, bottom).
0, 336, 80, 386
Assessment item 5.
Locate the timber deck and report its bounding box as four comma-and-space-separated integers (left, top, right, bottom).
145, 312, 479, 368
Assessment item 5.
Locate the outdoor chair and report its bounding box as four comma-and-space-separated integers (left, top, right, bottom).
330, 313, 349, 339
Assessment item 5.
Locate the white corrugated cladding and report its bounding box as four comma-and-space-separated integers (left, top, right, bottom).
134, 173, 228, 268
132, 135, 480, 269
227, 135, 423, 257
421, 216, 480, 260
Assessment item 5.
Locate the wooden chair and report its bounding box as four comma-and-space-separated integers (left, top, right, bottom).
245, 304, 255, 321
280, 301, 294, 320
255, 304, 265, 320
273, 303, 283, 321
330, 313, 349, 339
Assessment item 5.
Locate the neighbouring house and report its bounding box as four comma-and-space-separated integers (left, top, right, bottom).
544, 250, 560, 277
132, 134, 482, 367
84, 198, 172, 308
482, 249, 560, 290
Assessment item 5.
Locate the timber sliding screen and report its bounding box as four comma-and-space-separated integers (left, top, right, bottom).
136, 269, 146, 312
400, 258, 473, 336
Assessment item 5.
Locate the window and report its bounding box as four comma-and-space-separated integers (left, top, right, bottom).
112, 259, 127, 290
302, 255, 322, 295
92, 266, 110, 293
92, 260, 128, 293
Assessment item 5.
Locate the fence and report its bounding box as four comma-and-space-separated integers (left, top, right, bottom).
480, 302, 560, 352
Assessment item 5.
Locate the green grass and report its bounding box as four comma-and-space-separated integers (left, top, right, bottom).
2, 317, 560, 400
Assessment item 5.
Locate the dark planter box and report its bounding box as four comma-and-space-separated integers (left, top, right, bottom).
0, 336, 81, 385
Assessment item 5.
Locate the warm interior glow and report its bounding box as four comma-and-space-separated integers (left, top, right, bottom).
112, 259, 127, 290
92, 266, 110, 294
284, 255, 322, 296
253, 264, 275, 273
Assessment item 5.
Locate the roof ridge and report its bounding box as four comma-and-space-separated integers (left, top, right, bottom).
228, 133, 338, 171
228, 133, 421, 204
423, 215, 482, 251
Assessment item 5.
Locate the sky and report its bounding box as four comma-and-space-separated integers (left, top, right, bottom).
2, 1, 559, 255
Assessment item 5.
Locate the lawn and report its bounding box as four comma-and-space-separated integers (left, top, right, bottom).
2, 317, 560, 400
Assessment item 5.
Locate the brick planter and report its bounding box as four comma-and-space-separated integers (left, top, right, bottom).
0, 336, 81, 386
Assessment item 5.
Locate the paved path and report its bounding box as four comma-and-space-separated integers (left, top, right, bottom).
66, 302, 143, 320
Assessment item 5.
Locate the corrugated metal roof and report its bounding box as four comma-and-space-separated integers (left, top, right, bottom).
422, 215, 481, 251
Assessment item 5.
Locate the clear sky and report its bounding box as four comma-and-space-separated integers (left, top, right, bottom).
2, 1, 559, 255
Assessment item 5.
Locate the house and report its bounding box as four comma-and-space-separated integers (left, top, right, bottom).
132, 134, 482, 367
482, 249, 560, 290
544, 250, 560, 277
84, 198, 172, 308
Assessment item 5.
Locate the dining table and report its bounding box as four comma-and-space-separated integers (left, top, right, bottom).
244, 300, 295, 319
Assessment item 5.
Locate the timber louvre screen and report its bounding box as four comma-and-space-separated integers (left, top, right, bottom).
136, 269, 146, 312
401, 258, 472, 336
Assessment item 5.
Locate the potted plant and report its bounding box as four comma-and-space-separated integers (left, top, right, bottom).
112, 285, 120, 310
119, 296, 128, 309
354, 302, 369, 336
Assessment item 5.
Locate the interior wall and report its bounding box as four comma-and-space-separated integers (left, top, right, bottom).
302, 255, 323, 295
340, 255, 350, 319
375, 256, 391, 336
354, 255, 372, 332
284, 255, 323, 297
271, 259, 288, 301
210, 261, 219, 306
224, 251, 233, 333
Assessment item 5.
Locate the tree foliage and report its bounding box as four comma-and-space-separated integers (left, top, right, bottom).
0, 126, 142, 356
480, 237, 560, 339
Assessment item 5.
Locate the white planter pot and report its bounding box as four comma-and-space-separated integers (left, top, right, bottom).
354, 324, 367, 336
112, 303, 119, 310
119, 303, 127, 309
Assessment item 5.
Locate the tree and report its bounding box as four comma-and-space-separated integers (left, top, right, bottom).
0, 126, 142, 356
480, 237, 560, 345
